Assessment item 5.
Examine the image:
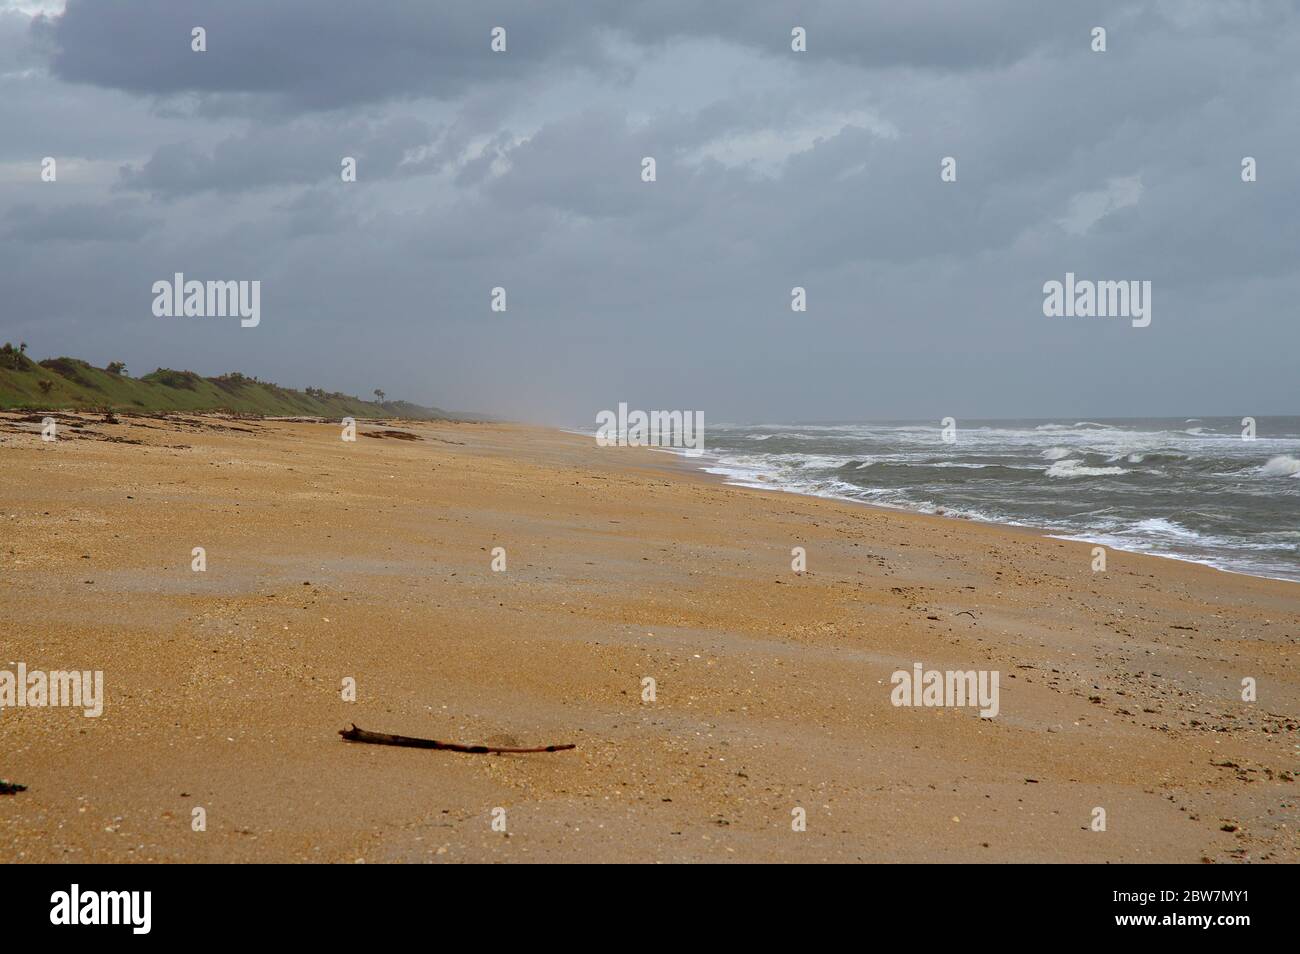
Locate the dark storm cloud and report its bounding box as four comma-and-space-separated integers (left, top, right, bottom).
3, 0, 1299, 423
35, 0, 598, 109
38, 1, 1125, 111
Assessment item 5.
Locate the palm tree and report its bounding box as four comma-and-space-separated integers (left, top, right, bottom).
373, 389, 386, 403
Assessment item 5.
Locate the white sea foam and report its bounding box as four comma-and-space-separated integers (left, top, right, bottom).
1131, 517, 1201, 540
693, 419, 1300, 582
1046, 459, 1128, 478
1261, 455, 1300, 477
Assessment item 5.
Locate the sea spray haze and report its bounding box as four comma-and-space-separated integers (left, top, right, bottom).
689, 417, 1300, 582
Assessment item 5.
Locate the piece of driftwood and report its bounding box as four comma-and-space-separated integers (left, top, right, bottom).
0, 779, 27, 795
339, 724, 575, 754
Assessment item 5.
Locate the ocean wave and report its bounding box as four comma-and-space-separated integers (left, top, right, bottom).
1106, 451, 1182, 463
1035, 421, 1116, 431
1046, 460, 1129, 478
1130, 517, 1203, 540
1034, 421, 1118, 431
1260, 455, 1300, 477
914, 460, 1032, 470
695, 419, 1300, 583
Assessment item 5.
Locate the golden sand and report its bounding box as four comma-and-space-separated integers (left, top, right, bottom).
0, 412, 1295, 862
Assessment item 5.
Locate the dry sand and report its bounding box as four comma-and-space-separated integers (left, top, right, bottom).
0, 412, 1296, 863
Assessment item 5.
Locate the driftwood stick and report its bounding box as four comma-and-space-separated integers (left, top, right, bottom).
339, 724, 575, 754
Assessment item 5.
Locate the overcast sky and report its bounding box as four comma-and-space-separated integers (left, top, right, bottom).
1, 1, 1296, 423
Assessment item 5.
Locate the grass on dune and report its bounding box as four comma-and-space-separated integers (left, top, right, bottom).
0, 344, 461, 420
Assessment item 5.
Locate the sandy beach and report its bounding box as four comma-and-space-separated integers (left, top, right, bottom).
0, 412, 1296, 863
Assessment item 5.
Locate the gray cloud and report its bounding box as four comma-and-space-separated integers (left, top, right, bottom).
36, 0, 597, 110
38, 1, 1127, 112
116, 116, 437, 196
1, 0, 1297, 423
4, 198, 158, 242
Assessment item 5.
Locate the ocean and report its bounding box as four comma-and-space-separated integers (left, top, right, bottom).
682, 417, 1299, 583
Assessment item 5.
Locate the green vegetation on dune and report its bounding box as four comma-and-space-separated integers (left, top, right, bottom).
0, 344, 465, 420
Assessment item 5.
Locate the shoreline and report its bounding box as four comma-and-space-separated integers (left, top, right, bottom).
631, 438, 1300, 588
1, 413, 1296, 863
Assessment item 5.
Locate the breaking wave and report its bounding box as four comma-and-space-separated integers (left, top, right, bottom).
677, 416, 1300, 583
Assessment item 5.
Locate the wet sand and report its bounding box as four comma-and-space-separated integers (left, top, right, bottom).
0, 412, 1296, 862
